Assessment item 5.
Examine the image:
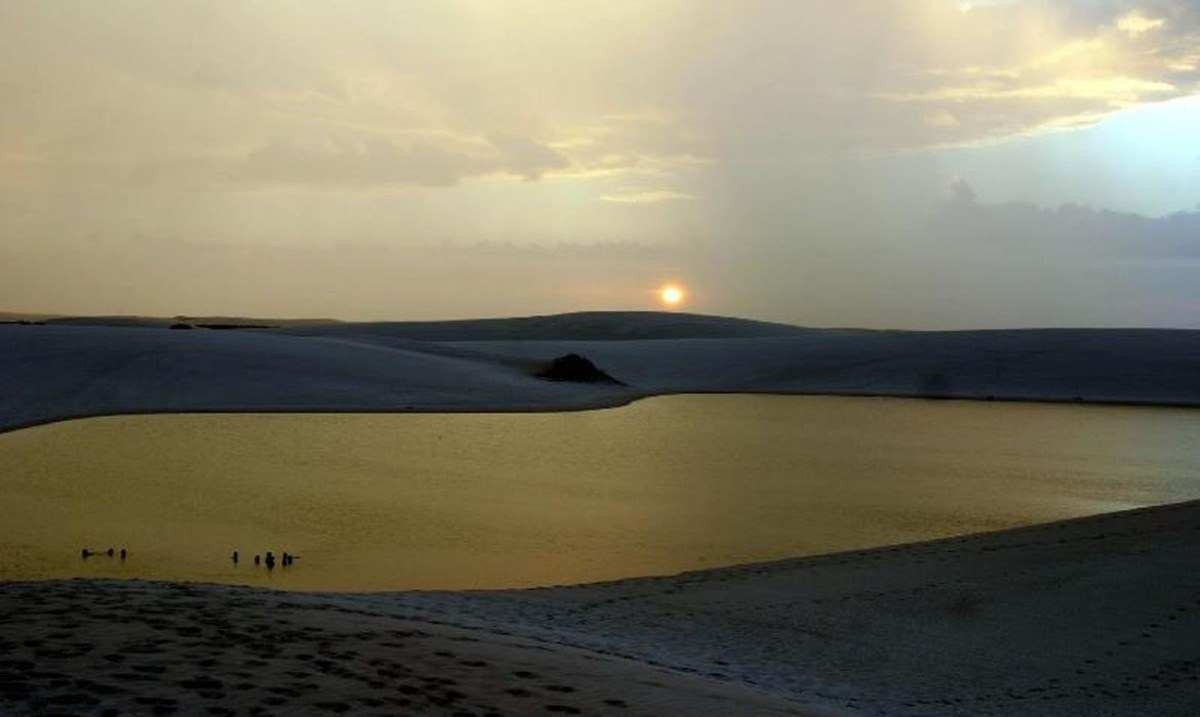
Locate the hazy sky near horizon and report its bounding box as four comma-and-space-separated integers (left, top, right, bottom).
2, 1, 1199, 328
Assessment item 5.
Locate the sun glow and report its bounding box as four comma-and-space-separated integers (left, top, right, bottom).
659, 285, 685, 307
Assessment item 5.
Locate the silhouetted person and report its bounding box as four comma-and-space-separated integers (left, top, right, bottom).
231, 550, 239, 565
265, 552, 276, 570
119, 548, 127, 560
106, 547, 114, 557
254, 554, 261, 566
81, 548, 93, 559
282, 552, 291, 567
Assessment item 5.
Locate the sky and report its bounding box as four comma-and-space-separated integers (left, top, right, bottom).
2, 1, 1199, 328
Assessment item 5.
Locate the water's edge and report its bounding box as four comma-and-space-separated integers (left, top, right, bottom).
3, 387, 1198, 438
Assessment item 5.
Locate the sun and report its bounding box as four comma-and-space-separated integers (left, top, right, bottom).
659, 285, 685, 307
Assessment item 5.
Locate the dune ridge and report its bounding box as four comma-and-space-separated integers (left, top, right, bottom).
3, 313, 1200, 434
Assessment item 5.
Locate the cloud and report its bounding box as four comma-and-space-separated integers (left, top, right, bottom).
933, 195, 1200, 258
599, 188, 694, 204
232, 133, 569, 188
237, 138, 486, 187
6, 164, 1200, 329
1117, 10, 1167, 36
883, 77, 1178, 103
866, 2, 1200, 145
3, 1, 1200, 328
949, 178, 978, 203
487, 133, 570, 180
925, 110, 962, 128
5, 1, 1198, 188
3, 1, 1198, 204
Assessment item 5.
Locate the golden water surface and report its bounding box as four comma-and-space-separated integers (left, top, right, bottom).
2, 395, 1199, 591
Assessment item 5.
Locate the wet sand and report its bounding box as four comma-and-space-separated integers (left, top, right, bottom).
4, 501, 1199, 715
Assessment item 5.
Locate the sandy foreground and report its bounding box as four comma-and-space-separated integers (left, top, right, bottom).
3, 501, 1199, 715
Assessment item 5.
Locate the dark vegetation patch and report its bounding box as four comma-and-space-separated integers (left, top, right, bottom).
534, 354, 623, 384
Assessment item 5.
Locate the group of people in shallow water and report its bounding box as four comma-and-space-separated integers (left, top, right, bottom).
230, 549, 298, 570
79, 546, 298, 571
80, 547, 126, 560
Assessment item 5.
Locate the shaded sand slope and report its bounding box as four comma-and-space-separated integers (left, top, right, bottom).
452, 327, 1200, 403
4, 315, 1200, 432
0, 325, 634, 432
4, 503, 1198, 715
0, 582, 805, 716
375, 500, 1200, 715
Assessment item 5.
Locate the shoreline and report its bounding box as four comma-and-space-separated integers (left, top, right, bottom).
6, 495, 1196, 594
2, 387, 1198, 438
9, 496, 1196, 595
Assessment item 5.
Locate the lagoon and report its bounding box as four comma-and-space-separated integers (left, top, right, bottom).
2, 395, 1199, 591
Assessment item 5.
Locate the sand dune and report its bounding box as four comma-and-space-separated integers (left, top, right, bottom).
280, 310, 807, 341
394, 499, 1200, 715
0, 581, 806, 716
0, 323, 635, 433
3, 501, 1197, 715
3, 313, 1200, 433
449, 327, 1200, 402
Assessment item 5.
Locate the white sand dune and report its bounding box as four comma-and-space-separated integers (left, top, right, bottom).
447, 328, 1200, 401
4, 312, 1200, 432
381, 499, 1200, 715
0, 323, 635, 433
0, 581, 808, 716
2, 501, 1197, 715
